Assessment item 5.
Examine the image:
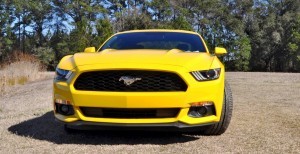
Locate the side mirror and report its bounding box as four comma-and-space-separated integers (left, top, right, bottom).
84, 47, 96, 53
214, 47, 227, 55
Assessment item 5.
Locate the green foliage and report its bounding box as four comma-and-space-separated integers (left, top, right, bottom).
149, 0, 172, 21
0, 0, 299, 72
122, 12, 153, 31
172, 16, 193, 31
233, 36, 251, 71
69, 27, 89, 53
32, 47, 55, 69
95, 19, 114, 46
50, 30, 70, 67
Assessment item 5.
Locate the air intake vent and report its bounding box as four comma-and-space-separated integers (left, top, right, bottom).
74, 70, 187, 92
80, 107, 180, 118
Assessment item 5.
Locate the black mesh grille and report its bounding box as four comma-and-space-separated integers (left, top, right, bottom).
80, 107, 180, 118
74, 70, 187, 92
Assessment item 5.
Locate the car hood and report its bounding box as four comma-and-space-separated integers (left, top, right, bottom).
72, 49, 215, 71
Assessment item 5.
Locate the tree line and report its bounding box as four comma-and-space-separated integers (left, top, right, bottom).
0, 0, 299, 71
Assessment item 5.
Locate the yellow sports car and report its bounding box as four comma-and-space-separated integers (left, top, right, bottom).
53, 29, 233, 135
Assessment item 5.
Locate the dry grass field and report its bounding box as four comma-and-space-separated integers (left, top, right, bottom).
0, 72, 299, 153
0, 53, 44, 95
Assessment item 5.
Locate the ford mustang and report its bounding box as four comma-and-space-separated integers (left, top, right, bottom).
53, 29, 233, 135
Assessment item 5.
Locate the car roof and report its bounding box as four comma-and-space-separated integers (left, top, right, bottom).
115, 29, 199, 35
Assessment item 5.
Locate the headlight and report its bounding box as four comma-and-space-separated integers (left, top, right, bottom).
191, 68, 221, 81
55, 68, 72, 81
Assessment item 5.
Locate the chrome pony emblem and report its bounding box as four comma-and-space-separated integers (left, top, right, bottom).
119, 76, 142, 86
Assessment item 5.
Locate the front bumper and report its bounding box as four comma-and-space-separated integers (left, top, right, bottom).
53, 63, 225, 127
56, 118, 215, 131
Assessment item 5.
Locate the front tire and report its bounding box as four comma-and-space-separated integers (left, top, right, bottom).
202, 81, 233, 135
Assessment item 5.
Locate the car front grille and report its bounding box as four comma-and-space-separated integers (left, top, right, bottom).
73, 70, 187, 92
80, 107, 180, 118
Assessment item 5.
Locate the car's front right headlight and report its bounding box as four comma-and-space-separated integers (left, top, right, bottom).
190, 68, 221, 81
55, 68, 72, 81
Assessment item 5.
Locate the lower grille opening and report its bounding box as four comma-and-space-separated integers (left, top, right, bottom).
80, 107, 180, 118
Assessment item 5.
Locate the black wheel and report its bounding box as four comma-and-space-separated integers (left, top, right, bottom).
202, 81, 233, 135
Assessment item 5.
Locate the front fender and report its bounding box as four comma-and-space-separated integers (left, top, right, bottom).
57, 55, 76, 70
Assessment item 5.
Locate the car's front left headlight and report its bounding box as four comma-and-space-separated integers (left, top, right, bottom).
191, 68, 221, 81
55, 68, 72, 81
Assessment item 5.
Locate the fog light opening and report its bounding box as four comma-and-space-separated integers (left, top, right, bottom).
55, 103, 75, 116
198, 106, 208, 115
60, 105, 70, 114
188, 101, 215, 118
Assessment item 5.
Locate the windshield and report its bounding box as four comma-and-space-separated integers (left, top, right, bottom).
99, 32, 206, 52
